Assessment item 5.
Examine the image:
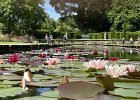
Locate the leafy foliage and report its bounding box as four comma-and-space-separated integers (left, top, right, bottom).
0, 0, 46, 34
107, 0, 140, 32
50, 0, 112, 32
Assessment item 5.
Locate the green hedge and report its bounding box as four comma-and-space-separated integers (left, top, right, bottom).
88, 31, 140, 39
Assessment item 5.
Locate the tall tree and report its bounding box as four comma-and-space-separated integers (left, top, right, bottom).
0, 0, 46, 34
107, 0, 140, 37
50, 0, 112, 32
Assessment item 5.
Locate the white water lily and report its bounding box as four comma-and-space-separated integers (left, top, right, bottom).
83, 59, 108, 70
105, 64, 128, 78
83, 60, 95, 68
92, 59, 108, 69
125, 64, 136, 72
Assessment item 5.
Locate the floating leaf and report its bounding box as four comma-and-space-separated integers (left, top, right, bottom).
112, 77, 140, 83
114, 82, 140, 89
120, 97, 136, 100
0, 80, 19, 85
0, 87, 23, 98
89, 93, 120, 100
109, 88, 140, 99
21, 59, 43, 66
58, 81, 104, 100
14, 96, 57, 100
0, 74, 22, 81
85, 68, 97, 72
128, 72, 140, 77
41, 90, 59, 98
26, 81, 57, 88
43, 69, 71, 77
123, 75, 140, 80
95, 74, 114, 90
33, 74, 53, 81
0, 85, 12, 88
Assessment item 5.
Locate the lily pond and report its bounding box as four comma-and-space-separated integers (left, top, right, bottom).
0, 45, 140, 100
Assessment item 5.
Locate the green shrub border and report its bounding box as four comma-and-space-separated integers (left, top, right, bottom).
88, 31, 140, 40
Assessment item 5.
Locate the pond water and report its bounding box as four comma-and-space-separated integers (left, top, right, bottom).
0, 45, 140, 100
67, 45, 140, 61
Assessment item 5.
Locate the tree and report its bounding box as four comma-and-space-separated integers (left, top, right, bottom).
107, 0, 140, 37
41, 14, 57, 36
54, 17, 80, 38
0, 0, 46, 34
50, 0, 112, 33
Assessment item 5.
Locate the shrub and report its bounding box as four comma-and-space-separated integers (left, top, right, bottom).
88, 31, 140, 39
0, 33, 35, 42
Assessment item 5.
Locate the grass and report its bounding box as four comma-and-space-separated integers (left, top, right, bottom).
0, 42, 48, 45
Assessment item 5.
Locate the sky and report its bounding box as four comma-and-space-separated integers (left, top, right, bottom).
44, 0, 60, 20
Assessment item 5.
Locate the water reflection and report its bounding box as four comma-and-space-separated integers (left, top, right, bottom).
35, 88, 55, 96
129, 48, 133, 53
66, 45, 140, 61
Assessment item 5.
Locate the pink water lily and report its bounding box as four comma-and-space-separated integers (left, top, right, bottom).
125, 64, 136, 72
8, 53, 20, 64
55, 47, 62, 53
105, 64, 128, 78
83, 59, 108, 70
44, 58, 60, 65
0, 59, 3, 64
38, 53, 47, 58
102, 49, 108, 54
64, 52, 69, 59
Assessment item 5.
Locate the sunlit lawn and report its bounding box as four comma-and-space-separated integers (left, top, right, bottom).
0, 42, 47, 45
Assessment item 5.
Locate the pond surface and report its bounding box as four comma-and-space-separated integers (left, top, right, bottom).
0, 45, 140, 100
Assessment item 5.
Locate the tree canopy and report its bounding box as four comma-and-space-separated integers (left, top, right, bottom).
50, 0, 112, 33
0, 0, 46, 34
107, 0, 140, 32
0, 0, 140, 39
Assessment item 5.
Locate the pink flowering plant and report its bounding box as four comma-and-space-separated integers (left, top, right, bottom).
8, 53, 20, 64
83, 59, 108, 70
44, 58, 60, 65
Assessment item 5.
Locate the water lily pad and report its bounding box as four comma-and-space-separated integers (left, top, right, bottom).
120, 98, 136, 100
52, 77, 97, 84
95, 74, 114, 90
33, 74, 53, 81
0, 80, 19, 85
0, 64, 23, 68
0, 85, 12, 88
0, 74, 22, 81
56, 61, 83, 69
0, 68, 16, 74
128, 72, 140, 77
123, 75, 140, 80
89, 93, 120, 100
58, 81, 105, 100
43, 69, 71, 77
0, 87, 23, 98
26, 81, 58, 88
71, 72, 90, 78
112, 77, 140, 83
109, 88, 140, 99
114, 82, 140, 89
14, 96, 57, 100
21, 59, 43, 66
85, 68, 97, 72
41, 90, 59, 98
